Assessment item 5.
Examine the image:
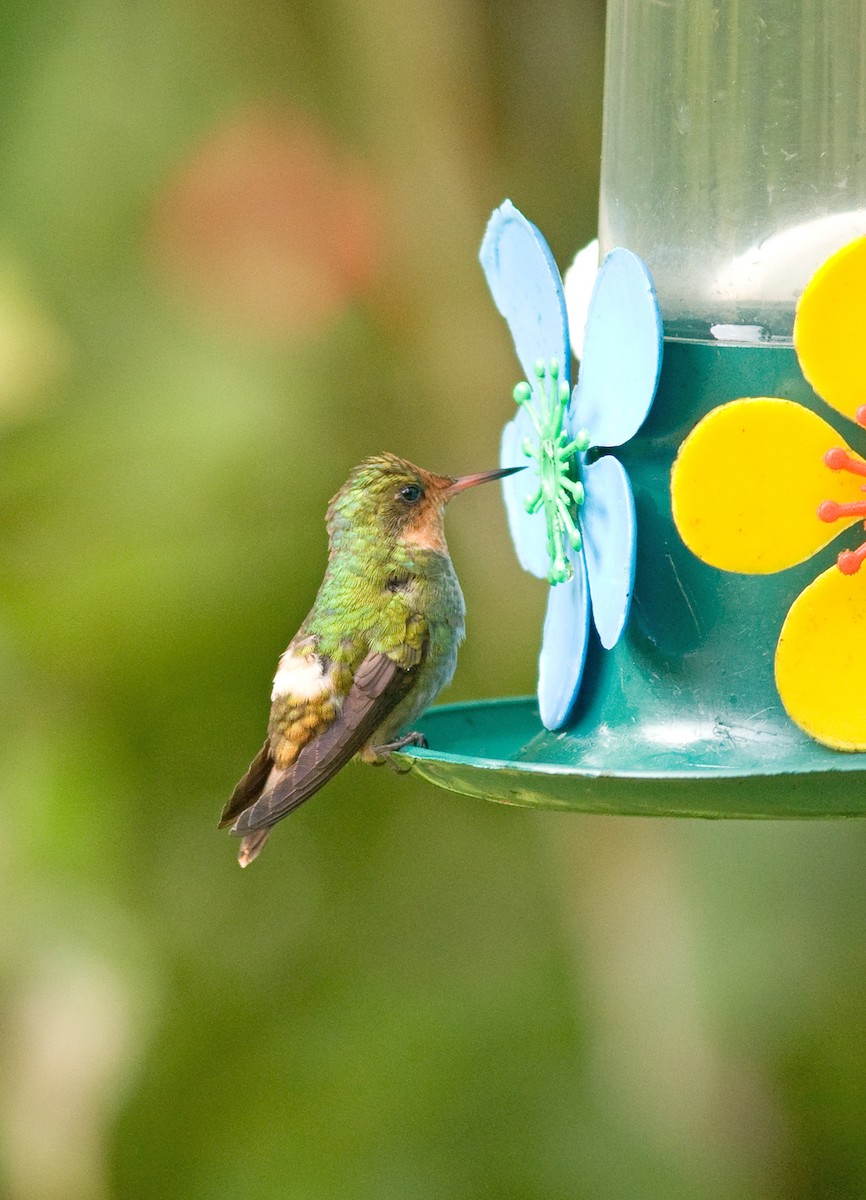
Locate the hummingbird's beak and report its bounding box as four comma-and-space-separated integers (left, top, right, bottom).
443, 465, 525, 498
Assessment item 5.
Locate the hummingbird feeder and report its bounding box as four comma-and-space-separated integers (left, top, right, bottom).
403, 0, 866, 817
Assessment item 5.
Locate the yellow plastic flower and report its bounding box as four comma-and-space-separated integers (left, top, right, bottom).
671, 236, 866, 751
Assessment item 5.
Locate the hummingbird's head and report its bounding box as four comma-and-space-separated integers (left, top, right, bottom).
327, 453, 523, 552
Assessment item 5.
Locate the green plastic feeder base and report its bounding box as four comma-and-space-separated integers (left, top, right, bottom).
400, 339, 866, 817
404, 697, 866, 817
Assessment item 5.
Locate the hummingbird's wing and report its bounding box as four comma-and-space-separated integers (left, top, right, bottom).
219, 738, 273, 829
228, 647, 419, 838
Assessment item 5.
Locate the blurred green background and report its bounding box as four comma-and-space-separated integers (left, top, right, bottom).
1, 2, 866, 1198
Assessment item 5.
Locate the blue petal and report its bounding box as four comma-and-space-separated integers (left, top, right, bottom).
570, 248, 662, 448
581, 455, 636, 649
480, 200, 571, 388
500, 415, 549, 579
538, 547, 591, 731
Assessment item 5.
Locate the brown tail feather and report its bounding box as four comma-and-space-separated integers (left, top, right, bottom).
237, 828, 271, 867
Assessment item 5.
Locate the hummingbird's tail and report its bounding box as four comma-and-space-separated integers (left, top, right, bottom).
237, 828, 271, 867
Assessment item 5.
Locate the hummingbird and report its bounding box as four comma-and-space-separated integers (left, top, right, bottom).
220, 452, 523, 866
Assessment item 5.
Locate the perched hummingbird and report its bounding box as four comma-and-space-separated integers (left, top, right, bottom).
220, 453, 522, 866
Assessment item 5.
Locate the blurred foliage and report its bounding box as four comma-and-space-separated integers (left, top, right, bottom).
0, 2, 865, 1199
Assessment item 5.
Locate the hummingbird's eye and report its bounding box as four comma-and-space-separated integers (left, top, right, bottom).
398, 483, 424, 504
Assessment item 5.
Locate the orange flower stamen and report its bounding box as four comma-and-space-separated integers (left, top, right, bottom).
819, 408, 866, 573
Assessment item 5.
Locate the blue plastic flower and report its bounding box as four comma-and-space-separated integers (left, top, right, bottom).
480, 200, 663, 730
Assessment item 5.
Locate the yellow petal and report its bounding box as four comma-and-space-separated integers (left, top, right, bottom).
671, 398, 864, 573
794, 236, 866, 423
776, 565, 866, 750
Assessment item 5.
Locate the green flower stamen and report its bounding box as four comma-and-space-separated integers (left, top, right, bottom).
513, 357, 589, 585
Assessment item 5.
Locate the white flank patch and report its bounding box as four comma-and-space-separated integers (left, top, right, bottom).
271, 652, 331, 702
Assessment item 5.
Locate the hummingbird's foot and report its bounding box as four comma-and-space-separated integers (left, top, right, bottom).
366, 730, 428, 769
377, 730, 428, 754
